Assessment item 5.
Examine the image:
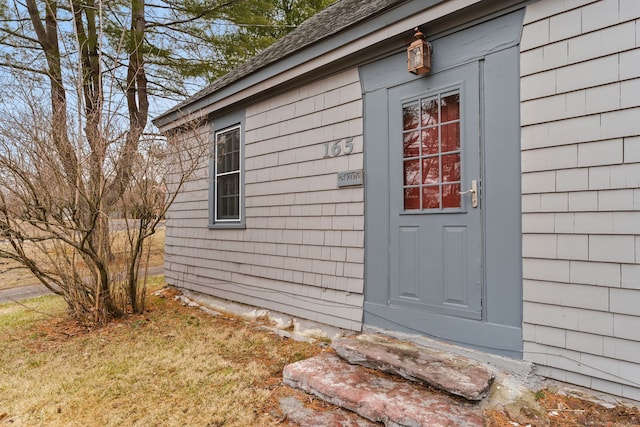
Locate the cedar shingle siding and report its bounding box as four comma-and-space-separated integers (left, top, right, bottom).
521, 0, 640, 401
164, 69, 365, 330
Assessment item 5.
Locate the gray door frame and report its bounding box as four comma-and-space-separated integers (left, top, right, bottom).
361, 9, 525, 358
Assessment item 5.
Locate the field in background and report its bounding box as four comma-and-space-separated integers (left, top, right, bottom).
0, 227, 165, 291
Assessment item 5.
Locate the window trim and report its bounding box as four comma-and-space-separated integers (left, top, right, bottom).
399, 83, 468, 215
214, 124, 242, 223
209, 111, 245, 229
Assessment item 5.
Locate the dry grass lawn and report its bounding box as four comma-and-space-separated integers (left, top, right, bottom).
0, 279, 322, 426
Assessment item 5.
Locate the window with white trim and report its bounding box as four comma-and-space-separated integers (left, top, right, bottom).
213, 124, 241, 223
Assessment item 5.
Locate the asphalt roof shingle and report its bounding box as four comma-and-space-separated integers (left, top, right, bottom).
161, 0, 405, 117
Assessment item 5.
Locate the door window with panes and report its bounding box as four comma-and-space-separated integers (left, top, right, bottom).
402, 91, 461, 211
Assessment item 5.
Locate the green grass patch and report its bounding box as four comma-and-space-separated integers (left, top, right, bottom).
0, 295, 67, 328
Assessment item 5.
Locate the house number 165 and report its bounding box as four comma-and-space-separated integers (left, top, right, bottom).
323, 137, 354, 158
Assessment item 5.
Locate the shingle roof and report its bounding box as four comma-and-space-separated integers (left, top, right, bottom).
159, 0, 406, 118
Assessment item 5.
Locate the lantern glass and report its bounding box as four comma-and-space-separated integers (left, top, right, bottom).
410, 46, 422, 69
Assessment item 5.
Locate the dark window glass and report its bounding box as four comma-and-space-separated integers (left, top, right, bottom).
215, 126, 241, 221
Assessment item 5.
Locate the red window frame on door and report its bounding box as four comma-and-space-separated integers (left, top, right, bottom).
402, 90, 462, 211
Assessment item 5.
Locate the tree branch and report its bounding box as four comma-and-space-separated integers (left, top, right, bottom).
0, 60, 48, 75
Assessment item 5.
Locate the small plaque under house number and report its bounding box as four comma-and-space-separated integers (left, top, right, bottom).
337, 169, 364, 187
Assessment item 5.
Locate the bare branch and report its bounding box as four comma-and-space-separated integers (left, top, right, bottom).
0, 60, 47, 74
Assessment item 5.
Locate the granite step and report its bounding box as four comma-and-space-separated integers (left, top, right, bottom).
283, 352, 484, 427
332, 334, 495, 401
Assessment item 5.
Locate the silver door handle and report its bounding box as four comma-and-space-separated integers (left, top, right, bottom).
459, 180, 478, 208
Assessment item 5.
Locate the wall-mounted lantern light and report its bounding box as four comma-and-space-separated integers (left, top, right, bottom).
407, 27, 432, 75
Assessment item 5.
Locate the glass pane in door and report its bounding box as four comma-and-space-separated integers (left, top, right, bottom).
402, 90, 462, 210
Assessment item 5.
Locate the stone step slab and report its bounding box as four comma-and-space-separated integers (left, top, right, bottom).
283, 352, 484, 427
332, 334, 494, 401
279, 396, 381, 426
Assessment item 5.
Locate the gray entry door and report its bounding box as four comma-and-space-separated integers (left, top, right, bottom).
363, 8, 524, 357
388, 62, 482, 320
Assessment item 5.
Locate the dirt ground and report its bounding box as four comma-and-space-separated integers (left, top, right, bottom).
486, 389, 640, 426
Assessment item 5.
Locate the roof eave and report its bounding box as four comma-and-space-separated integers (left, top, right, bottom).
156, 0, 515, 131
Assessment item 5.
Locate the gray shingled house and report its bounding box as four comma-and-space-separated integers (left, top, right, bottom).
154, 0, 640, 401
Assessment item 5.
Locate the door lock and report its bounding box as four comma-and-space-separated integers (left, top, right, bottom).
459, 180, 478, 208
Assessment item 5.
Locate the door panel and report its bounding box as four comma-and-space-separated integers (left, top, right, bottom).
397, 226, 420, 300
389, 62, 482, 320
443, 225, 468, 305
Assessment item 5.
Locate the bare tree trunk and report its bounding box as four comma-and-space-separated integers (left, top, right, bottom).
71, 0, 111, 259
106, 0, 149, 207
25, 0, 79, 193
20, 0, 117, 322
120, 0, 150, 313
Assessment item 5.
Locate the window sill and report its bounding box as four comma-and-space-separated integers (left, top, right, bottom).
208, 223, 246, 230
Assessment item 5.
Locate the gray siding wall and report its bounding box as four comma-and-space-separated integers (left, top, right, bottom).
165, 68, 365, 330
521, 0, 640, 400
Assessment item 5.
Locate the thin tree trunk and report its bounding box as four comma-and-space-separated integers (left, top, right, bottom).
105, 0, 148, 208
25, 0, 79, 193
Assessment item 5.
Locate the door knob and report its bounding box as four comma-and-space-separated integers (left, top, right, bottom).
459, 180, 478, 208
